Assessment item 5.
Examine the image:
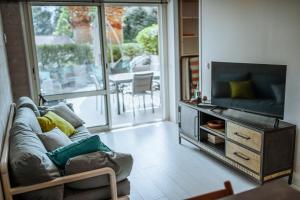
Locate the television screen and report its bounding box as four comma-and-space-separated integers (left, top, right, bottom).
211, 62, 287, 119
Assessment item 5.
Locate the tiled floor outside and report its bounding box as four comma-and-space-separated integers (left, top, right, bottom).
67, 90, 162, 128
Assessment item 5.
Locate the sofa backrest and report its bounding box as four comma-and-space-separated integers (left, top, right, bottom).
17, 96, 40, 117
8, 99, 64, 200
12, 107, 42, 134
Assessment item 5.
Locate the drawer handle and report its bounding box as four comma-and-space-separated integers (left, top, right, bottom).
234, 132, 251, 140
234, 152, 250, 161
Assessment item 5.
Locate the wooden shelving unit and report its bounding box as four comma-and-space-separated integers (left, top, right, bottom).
179, 0, 199, 56
179, 0, 200, 100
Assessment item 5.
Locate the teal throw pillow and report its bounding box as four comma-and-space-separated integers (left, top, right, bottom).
47, 135, 111, 167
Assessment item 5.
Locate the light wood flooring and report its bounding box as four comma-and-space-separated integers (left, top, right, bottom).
99, 121, 257, 200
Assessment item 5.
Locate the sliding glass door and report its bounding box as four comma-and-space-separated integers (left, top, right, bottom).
104, 4, 163, 127
28, 2, 166, 129
30, 4, 108, 128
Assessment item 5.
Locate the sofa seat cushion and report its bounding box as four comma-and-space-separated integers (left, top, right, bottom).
10, 108, 63, 200
64, 179, 130, 200
70, 126, 92, 142
38, 128, 73, 151
64, 152, 133, 190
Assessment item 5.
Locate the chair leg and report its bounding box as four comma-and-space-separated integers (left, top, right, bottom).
138, 96, 141, 109
132, 95, 135, 118
122, 92, 125, 112
143, 95, 146, 110
151, 92, 154, 113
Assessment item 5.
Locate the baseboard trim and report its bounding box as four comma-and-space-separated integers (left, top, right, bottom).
291, 173, 300, 191
292, 184, 300, 191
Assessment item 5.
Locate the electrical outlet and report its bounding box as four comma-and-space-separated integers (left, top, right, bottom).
206, 62, 210, 69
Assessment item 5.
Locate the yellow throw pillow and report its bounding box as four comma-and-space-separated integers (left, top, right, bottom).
229, 80, 255, 99
37, 111, 76, 136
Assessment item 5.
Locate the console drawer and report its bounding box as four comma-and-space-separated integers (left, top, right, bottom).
226, 141, 261, 173
227, 122, 261, 152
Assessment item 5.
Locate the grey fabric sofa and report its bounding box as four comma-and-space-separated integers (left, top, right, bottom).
7, 97, 133, 200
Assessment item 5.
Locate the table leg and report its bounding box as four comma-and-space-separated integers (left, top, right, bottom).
116, 82, 121, 115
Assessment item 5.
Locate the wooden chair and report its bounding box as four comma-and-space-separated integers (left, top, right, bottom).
186, 181, 234, 200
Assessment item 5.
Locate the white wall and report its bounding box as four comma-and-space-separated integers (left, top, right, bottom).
201, 0, 300, 186
0, 9, 12, 200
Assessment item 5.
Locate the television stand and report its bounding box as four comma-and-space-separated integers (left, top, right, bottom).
178, 101, 296, 185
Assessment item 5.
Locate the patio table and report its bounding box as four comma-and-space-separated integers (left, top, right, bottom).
109, 71, 160, 115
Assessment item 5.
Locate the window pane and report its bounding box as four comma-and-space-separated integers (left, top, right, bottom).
66, 96, 107, 127
31, 6, 104, 96
105, 5, 162, 126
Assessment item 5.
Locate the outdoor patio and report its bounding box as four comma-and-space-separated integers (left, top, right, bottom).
67, 90, 162, 127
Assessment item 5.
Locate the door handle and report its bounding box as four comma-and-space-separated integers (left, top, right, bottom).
194, 116, 198, 137
233, 152, 250, 161
234, 132, 251, 140
178, 107, 181, 127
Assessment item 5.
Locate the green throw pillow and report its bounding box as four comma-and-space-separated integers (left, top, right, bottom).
229, 80, 255, 99
37, 111, 76, 136
47, 135, 111, 167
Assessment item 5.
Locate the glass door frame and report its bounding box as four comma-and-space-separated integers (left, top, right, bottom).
23, 1, 169, 131
104, 2, 169, 128
25, 1, 110, 131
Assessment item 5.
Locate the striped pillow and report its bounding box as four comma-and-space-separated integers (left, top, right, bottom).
189, 57, 199, 96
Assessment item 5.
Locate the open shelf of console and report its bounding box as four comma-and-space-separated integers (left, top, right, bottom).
199, 129, 225, 155
200, 124, 225, 138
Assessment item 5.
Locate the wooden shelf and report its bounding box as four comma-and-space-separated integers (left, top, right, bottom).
201, 140, 225, 155
182, 35, 198, 38
181, 53, 199, 57
182, 16, 198, 20
200, 125, 225, 139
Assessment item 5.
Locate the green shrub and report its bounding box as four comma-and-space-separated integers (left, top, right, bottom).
106, 44, 122, 62
136, 24, 158, 54
107, 43, 144, 62
122, 43, 143, 59
123, 7, 158, 42
37, 43, 94, 70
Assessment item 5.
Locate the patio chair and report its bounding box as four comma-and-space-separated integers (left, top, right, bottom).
91, 74, 127, 114
125, 72, 154, 117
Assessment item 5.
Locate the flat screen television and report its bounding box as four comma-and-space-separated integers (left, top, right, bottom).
211, 62, 287, 119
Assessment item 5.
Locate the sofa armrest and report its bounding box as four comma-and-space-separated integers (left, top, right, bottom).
10, 167, 118, 200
